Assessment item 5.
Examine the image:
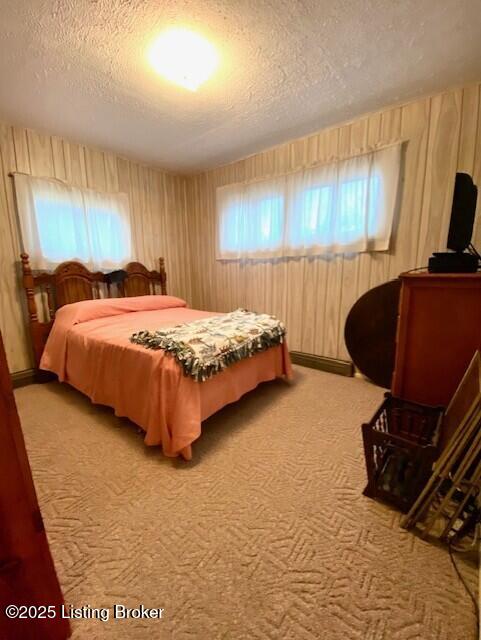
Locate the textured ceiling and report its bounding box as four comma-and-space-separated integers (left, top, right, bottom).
1, 0, 481, 172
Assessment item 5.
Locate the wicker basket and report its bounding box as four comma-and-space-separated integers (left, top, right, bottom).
362, 393, 444, 512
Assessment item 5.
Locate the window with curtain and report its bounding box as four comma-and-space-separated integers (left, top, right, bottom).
13, 173, 132, 270
216, 143, 402, 259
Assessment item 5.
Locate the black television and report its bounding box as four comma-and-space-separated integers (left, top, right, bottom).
447, 172, 478, 252
428, 172, 479, 273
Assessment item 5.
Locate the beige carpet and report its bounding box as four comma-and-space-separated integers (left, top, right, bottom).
15, 366, 477, 640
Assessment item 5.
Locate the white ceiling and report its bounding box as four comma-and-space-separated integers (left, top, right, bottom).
1, 0, 481, 172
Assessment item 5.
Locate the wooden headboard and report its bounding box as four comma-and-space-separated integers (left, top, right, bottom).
20, 253, 167, 368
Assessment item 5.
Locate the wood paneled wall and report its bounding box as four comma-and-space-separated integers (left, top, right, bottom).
1, 82, 480, 373
187, 83, 481, 361
0, 124, 192, 372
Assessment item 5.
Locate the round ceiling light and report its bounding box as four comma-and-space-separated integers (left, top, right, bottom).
148, 27, 219, 92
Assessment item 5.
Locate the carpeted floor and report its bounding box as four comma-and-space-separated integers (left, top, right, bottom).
15, 366, 477, 640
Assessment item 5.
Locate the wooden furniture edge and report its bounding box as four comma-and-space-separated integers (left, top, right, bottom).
0, 331, 71, 639
399, 270, 481, 280
391, 276, 411, 398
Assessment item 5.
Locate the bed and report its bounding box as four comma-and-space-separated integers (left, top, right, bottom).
20, 253, 293, 460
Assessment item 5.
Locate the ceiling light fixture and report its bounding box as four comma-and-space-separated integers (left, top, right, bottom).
148, 28, 219, 92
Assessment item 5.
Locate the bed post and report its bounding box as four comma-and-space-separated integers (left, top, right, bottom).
159, 257, 167, 295
21, 253, 38, 323
20, 252, 54, 377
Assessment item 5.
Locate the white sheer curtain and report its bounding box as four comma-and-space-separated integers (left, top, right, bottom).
14, 173, 132, 270
217, 144, 402, 259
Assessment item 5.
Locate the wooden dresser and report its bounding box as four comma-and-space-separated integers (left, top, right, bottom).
392, 272, 481, 413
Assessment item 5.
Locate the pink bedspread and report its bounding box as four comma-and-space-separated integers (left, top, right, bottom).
40, 297, 293, 460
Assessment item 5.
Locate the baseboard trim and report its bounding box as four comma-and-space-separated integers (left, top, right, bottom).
290, 351, 354, 377
11, 368, 36, 388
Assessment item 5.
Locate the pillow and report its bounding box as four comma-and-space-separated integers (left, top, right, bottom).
57, 295, 187, 326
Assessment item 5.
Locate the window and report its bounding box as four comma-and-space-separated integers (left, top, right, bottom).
216, 144, 401, 259
220, 192, 284, 255
13, 174, 132, 270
